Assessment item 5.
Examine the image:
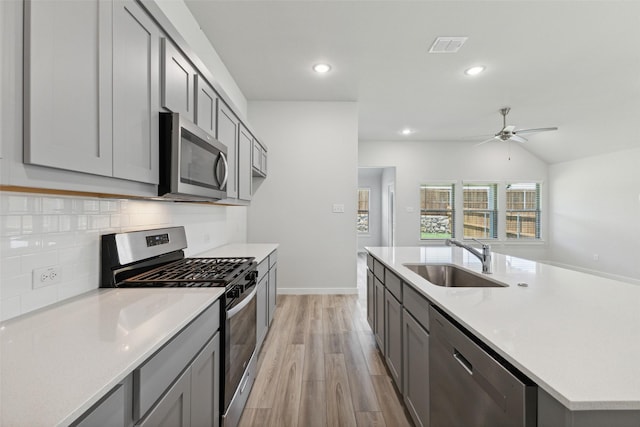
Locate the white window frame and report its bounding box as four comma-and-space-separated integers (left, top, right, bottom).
419, 183, 455, 240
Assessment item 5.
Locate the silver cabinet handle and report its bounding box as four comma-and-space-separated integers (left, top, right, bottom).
453, 349, 473, 375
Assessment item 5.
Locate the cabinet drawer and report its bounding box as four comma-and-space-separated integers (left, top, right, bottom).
373, 258, 384, 280
269, 250, 277, 268
366, 254, 374, 271
135, 300, 220, 419
384, 269, 402, 302
257, 259, 269, 281
404, 285, 431, 331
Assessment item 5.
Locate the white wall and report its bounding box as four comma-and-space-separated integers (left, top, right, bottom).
247, 101, 359, 294
548, 147, 640, 281
359, 140, 549, 261
0, 192, 247, 321
358, 168, 382, 251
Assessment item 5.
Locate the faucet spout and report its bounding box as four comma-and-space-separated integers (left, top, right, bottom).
446, 239, 493, 274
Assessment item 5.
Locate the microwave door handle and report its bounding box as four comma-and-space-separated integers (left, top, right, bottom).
217, 152, 229, 190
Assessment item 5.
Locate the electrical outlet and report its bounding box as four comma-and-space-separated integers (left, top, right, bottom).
593, 254, 600, 261
332, 204, 345, 213
33, 266, 61, 289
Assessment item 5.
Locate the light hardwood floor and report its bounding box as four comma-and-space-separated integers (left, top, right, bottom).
239, 256, 413, 427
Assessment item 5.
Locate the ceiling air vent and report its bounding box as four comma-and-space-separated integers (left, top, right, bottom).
429, 37, 468, 54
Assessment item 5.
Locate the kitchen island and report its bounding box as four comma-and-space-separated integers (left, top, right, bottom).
367, 246, 640, 426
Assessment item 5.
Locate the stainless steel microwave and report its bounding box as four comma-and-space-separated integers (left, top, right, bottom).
159, 112, 228, 201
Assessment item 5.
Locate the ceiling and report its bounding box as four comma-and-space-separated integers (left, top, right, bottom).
184, 0, 640, 164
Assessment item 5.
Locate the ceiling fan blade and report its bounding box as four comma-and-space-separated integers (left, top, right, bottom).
510, 134, 528, 143
515, 127, 558, 135
474, 136, 499, 147
503, 125, 516, 133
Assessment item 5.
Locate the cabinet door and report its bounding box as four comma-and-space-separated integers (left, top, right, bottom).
385, 290, 402, 389
261, 149, 267, 176
366, 270, 375, 331
252, 141, 261, 171
112, 0, 160, 184
24, 0, 113, 176
403, 309, 430, 427
268, 264, 277, 325
137, 367, 191, 427
162, 39, 196, 122
195, 77, 218, 137
190, 332, 221, 427
374, 277, 385, 353
256, 275, 268, 351
238, 125, 253, 201
75, 383, 126, 427
216, 103, 239, 199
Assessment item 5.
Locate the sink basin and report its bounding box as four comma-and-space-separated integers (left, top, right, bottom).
403, 264, 507, 288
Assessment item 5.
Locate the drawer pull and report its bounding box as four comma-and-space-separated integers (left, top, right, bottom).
453, 349, 473, 375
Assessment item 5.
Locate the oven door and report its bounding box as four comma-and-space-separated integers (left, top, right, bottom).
224, 283, 257, 412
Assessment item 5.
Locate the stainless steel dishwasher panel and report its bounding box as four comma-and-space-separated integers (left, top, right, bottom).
430, 308, 536, 427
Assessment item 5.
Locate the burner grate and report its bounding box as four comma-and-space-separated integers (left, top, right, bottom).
123, 257, 254, 286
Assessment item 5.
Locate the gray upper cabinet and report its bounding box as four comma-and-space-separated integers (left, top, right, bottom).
24, 0, 113, 177
238, 125, 253, 201
216, 103, 239, 199
112, 0, 160, 184
252, 139, 267, 177
161, 38, 196, 122
195, 77, 218, 137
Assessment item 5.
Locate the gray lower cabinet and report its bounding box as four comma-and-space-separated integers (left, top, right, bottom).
73, 379, 132, 427
384, 289, 403, 389
366, 269, 375, 330
268, 262, 277, 325
374, 276, 385, 353
137, 367, 191, 427
256, 272, 268, 351
402, 309, 430, 427
190, 333, 221, 427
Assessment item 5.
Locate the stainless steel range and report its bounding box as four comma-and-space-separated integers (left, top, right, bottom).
101, 226, 257, 427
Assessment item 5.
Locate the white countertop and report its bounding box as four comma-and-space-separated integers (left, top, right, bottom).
196, 243, 278, 264
0, 287, 224, 427
366, 246, 640, 411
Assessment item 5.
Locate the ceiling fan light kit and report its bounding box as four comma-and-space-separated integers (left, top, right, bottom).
476, 107, 558, 146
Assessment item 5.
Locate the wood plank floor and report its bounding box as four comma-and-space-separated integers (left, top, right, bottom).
239, 255, 413, 427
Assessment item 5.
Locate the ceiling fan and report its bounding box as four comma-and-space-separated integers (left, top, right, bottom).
477, 107, 558, 146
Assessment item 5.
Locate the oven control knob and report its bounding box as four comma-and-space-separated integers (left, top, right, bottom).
227, 287, 241, 299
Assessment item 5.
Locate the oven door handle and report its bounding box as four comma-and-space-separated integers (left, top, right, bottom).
227, 286, 257, 318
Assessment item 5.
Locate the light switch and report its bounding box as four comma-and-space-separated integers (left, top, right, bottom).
332, 204, 345, 213
406, 207, 415, 213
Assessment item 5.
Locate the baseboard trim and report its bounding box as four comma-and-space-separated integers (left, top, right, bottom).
277, 288, 358, 295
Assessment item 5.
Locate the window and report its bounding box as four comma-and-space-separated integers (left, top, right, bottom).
420, 184, 454, 239
506, 183, 541, 239
357, 188, 370, 233
463, 184, 498, 239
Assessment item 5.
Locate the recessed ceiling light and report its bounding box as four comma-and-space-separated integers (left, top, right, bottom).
465, 65, 486, 76
313, 63, 331, 73
401, 128, 413, 136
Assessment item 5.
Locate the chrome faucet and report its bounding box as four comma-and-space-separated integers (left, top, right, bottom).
446, 238, 493, 274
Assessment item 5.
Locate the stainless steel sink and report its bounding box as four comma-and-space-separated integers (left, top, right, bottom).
403, 264, 507, 288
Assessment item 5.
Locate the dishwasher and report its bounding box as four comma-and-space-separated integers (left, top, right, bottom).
430, 307, 537, 427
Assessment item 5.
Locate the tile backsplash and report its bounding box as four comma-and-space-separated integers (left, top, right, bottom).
0, 192, 247, 321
